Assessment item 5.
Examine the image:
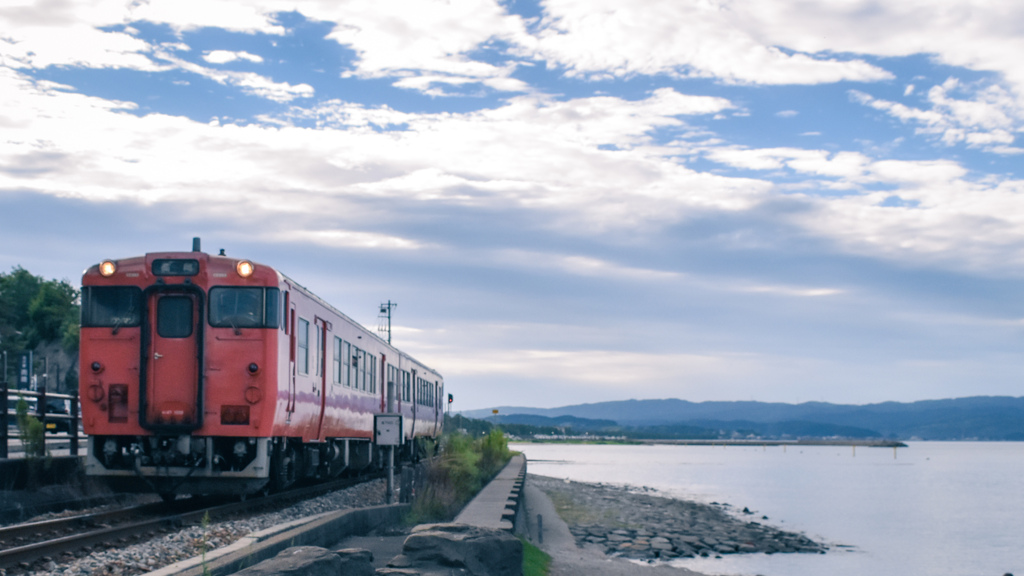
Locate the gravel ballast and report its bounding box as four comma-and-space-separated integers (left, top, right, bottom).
3, 479, 386, 576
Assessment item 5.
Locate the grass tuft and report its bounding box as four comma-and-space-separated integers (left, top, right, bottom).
521, 538, 551, 576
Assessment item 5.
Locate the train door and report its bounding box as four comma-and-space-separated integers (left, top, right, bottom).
142, 288, 202, 430
313, 318, 329, 441
287, 299, 297, 420
410, 369, 417, 434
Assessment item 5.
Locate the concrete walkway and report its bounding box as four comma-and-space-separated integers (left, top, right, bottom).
454, 454, 525, 530
520, 477, 705, 576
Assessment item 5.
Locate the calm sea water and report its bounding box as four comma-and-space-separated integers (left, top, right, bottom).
511, 442, 1024, 576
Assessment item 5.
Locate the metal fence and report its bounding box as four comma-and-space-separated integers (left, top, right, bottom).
1, 383, 82, 459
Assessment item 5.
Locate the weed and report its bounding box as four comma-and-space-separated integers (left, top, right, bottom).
200, 511, 211, 576
521, 538, 551, 576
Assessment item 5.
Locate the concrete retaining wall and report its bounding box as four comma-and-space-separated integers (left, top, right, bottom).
0, 455, 84, 490
151, 503, 410, 576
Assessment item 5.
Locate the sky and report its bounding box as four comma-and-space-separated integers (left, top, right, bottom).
1, 0, 1023, 410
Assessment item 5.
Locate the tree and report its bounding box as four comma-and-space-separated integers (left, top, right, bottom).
0, 266, 42, 330
0, 267, 81, 382
27, 279, 79, 346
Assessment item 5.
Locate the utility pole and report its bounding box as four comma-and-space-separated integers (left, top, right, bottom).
377, 301, 397, 344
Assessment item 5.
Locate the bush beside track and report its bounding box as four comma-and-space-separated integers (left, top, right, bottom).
408, 426, 512, 523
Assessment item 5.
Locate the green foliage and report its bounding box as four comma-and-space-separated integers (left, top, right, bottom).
521, 538, 551, 576
200, 511, 211, 576
15, 394, 46, 458
28, 279, 79, 343
0, 266, 42, 329
479, 427, 511, 478
408, 428, 513, 524
0, 266, 81, 384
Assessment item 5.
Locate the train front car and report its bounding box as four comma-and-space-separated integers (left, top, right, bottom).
79, 249, 281, 499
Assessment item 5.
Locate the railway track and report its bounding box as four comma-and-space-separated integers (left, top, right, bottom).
0, 473, 382, 572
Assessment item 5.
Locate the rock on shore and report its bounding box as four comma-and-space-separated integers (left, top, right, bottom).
531, 475, 826, 562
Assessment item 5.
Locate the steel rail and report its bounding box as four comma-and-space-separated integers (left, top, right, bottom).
0, 472, 383, 570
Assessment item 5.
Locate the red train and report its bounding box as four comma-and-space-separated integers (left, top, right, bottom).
79, 240, 444, 499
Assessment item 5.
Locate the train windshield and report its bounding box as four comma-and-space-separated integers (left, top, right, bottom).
209, 287, 280, 329
81, 286, 143, 328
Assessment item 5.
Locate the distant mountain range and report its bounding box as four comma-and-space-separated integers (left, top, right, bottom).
462, 396, 1024, 440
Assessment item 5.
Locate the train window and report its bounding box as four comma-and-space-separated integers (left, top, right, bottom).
369, 355, 376, 394
152, 258, 199, 276
157, 296, 193, 338
283, 292, 290, 333
402, 371, 410, 402
266, 288, 280, 329
333, 337, 343, 385
297, 318, 309, 374
81, 286, 142, 328
209, 287, 279, 329
343, 341, 351, 387
358, 349, 367, 391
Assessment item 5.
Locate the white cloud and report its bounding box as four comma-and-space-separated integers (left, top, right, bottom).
523, 0, 893, 85
494, 250, 682, 282
316, 0, 531, 93
4, 53, 1024, 278
155, 48, 313, 102
852, 80, 1024, 154
126, 0, 286, 35
276, 230, 424, 250
0, 69, 756, 232
203, 50, 264, 64
0, 24, 158, 71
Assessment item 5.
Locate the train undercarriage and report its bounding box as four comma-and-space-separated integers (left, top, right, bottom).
86, 434, 429, 501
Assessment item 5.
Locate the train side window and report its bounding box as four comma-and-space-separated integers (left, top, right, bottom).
283, 292, 290, 333
265, 288, 280, 329
333, 337, 343, 385
369, 355, 376, 394
343, 341, 351, 387
402, 371, 410, 402
367, 354, 373, 393
297, 317, 309, 375
358, 349, 367, 391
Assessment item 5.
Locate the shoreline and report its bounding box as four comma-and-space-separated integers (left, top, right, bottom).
530, 473, 827, 563
518, 438, 908, 447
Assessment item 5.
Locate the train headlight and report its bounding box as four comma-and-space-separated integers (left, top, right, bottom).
236, 260, 254, 278
99, 260, 117, 276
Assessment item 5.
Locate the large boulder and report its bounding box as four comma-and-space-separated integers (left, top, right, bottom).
337, 548, 376, 576
401, 523, 522, 576
233, 546, 374, 576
